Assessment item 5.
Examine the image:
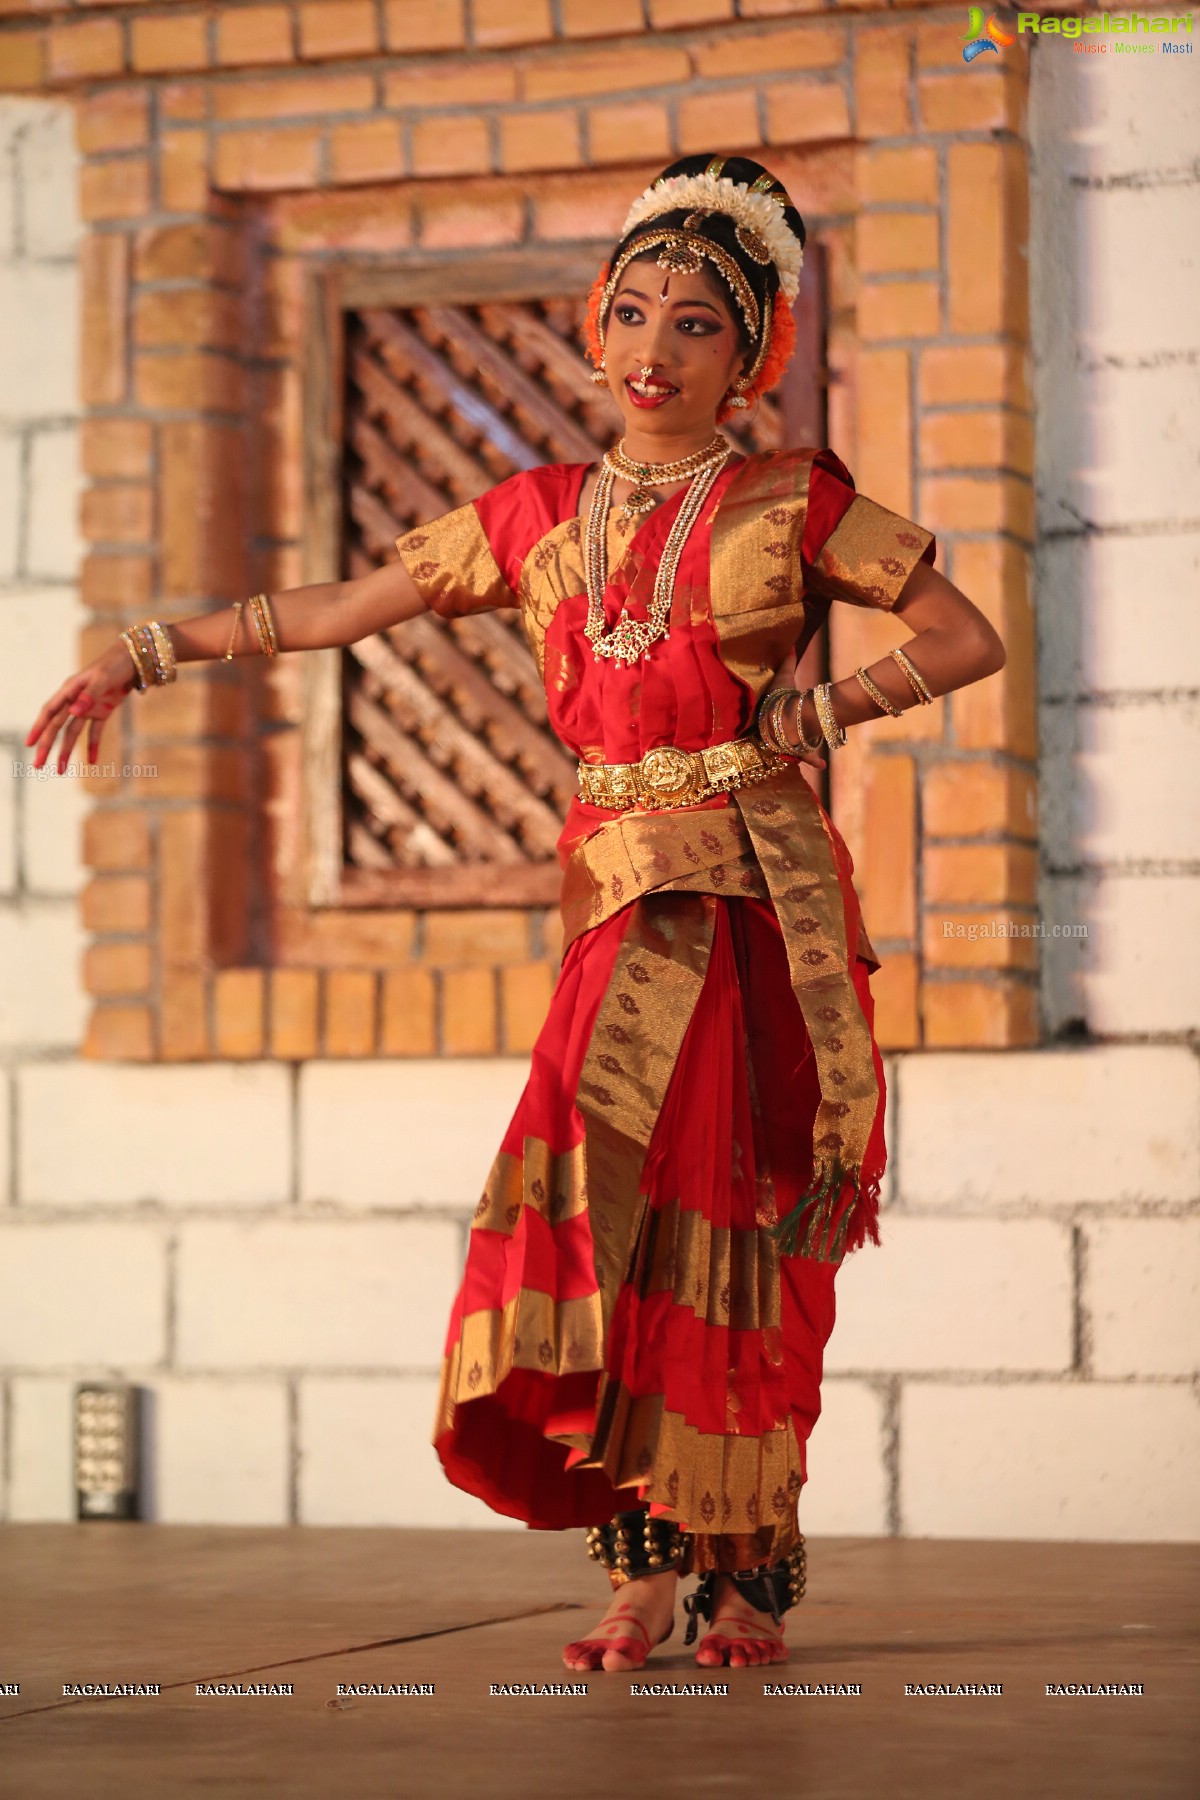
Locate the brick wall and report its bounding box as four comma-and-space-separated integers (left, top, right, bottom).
3, 0, 1044, 1058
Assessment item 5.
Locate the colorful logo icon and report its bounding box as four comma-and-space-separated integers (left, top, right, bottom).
962, 6, 1017, 59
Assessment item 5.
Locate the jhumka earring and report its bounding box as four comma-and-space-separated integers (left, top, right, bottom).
726, 377, 752, 411
590, 360, 609, 386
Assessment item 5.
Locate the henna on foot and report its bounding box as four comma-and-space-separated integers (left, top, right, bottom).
691, 1574, 789, 1670
562, 1570, 678, 1673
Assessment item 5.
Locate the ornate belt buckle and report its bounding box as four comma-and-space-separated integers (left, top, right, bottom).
608, 764, 640, 807
639, 745, 702, 807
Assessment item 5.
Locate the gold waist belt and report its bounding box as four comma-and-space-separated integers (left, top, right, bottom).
577, 732, 783, 811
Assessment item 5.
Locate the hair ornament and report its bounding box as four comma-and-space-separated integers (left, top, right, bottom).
619, 171, 804, 300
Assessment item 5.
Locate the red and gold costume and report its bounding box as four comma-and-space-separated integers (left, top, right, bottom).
396, 445, 936, 1576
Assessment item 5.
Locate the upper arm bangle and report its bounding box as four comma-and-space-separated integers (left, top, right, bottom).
852, 665, 903, 717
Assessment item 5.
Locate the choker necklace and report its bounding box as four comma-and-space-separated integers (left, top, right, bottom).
585, 441, 731, 668
604, 434, 728, 521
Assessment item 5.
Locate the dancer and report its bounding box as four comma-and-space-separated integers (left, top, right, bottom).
26, 154, 1004, 1674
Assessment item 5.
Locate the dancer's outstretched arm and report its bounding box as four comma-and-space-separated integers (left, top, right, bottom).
24, 558, 427, 775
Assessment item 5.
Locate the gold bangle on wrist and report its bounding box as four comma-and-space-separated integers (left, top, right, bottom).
812, 681, 846, 749
121, 621, 177, 689
890, 645, 933, 705
756, 687, 792, 756
247, 592, 279, 657
224, 600, 245, 662
791, 687, 824, 752
853, 665, 903, 718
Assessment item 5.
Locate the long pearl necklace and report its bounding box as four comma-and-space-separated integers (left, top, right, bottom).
584, 441, 731, 669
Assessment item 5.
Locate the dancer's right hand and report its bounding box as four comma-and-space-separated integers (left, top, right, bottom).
25, 640, 139, 774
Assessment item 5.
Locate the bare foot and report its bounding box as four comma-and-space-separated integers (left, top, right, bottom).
562, 1570, 678, 1673
691, 1574, 789, 1669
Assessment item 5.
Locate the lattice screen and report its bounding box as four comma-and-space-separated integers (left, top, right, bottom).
339, 261, 827, 907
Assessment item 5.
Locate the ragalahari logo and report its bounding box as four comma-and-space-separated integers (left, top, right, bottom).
962, 6, 1017, 59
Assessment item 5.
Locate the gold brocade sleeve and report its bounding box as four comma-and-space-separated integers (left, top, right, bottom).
394, 502, 519, 619
807, 491, 937, 613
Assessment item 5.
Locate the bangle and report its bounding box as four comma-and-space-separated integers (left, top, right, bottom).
812, 681, 846, 749
890, 645, 933, 705
247, 592, 279, 658
120, 622, 177, 689
852, 665, 903, 718
224, 600, 245, 662
791, 687, 825, 752
756, 687, 793, 756
119, 629, 151, 692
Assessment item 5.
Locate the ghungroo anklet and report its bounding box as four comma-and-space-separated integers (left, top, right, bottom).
585, 1508, 688, 1587
682, 1537, 807, 1644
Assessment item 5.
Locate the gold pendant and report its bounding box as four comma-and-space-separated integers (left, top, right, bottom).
620, 485, 658, 522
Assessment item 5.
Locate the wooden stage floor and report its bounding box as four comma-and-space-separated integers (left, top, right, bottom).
1, 1525, 1196, 1798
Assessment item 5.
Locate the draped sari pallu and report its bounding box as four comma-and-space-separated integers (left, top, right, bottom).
417, 448, 935, 1547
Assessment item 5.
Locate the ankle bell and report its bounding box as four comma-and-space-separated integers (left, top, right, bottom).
586, 1508, 687, 1587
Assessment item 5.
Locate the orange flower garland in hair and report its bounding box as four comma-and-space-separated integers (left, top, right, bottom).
584, 262, 797, 422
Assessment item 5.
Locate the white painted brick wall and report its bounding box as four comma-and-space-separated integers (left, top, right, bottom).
154, 1379, 291, 1526
1084, 1218, 1200, 1379
902, 1382, 1200, 1543
800, 1379, 891, 1538
0, 1222, 166, 1365
8, 1375, 76, 1522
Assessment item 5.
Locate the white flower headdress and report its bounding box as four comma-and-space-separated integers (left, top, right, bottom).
618, 169, 804, 302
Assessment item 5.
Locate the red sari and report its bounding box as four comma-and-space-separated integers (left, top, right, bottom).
396, 448, 936, 1571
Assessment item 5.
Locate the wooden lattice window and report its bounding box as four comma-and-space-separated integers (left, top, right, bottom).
301, 251, 829, 910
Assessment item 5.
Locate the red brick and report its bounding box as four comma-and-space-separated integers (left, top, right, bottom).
693, 23, 845, 76
272, 185, 415, 253
135, 351, 245, 413
160, 81, 208, 123
472, 0, 552, 48
923, 978, 1037, 1049
160, 129, 211, 211
82, 552, 153, 615
214, 968, 266, 1059
871, 952, 919, 1050
161, 969, 210, 1060
380, 966, 436, 1055
84, 1004, 155, 1061
160, 419, 247, 601
500, 962, 554, 1053
561, 0, 643, 34
81, 233, 130, 408
216, 4, 293, 66
920, 344, 1032, 412
82, 873, 153, 934
82, 807, 153, 871
926, 843, 1037, 908
134, 288, 239, 351
330, 118, 405, 184
854, 27, 912, 138
125, 742, 247, 807
500, 108, 582, 175
130, 12, 209, 74
859, 145, 939, 208
269, 968, 320, 1060
0, 29, 46, 90
919, 68, 1024, 136
213, 72, 375, 122
858, 210, 938, 276
325, 969, 377, 1056
533, 173, 629, 242
858, 279, 940, 342
764, 81, 851, 146
299, 0, 378, 59
81, 485, 154, 546
924, 911, 1039, 973
135, 220, 241, 283
418, 189, 524, 250
383, 0, 465, 52
854, 345, 912, 519
84, 941, 154, 999
81, 158, 153, 223
924, 762, 1038, 841
947, 140, 1030, 338
442, 968, 497, 1054
651, 0, 732, 22
48, 16, 123, 80
523, 44, 690, 101
422, 910, 531, 964
920, 408, 1034, 478
81, 418, 152, 481
411, 114, 491, 179
588, 100, 672, 168
921, 474, 1034, 542
78, 88, 150, 154
678, 88, 758, 157
382, 61, 517, 108
214, 126, 323, 192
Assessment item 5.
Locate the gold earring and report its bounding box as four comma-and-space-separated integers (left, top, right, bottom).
590, 359, 609, 386
727, 374, 752, 410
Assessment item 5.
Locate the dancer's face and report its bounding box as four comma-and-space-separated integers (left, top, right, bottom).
604, 256, 748, 444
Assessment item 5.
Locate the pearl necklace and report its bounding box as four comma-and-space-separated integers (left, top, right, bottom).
584, 442, 731, 669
